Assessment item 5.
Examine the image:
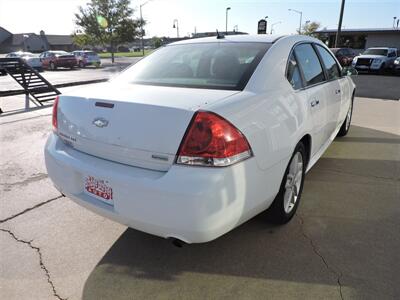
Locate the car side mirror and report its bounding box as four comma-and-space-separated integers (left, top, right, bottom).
341, 66, 358, 77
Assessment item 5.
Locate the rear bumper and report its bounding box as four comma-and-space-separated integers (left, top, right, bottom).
45, 134, 283, 243
55, 61, 77, 67
355, 65, 378, 71
84, 60, 101, 66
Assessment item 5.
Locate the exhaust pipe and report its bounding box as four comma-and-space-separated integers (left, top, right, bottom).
169, 238, 186, 248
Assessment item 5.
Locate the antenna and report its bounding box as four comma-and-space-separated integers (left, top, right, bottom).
216, 29, 225, 39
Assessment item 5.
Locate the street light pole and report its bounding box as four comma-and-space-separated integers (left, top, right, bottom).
23, 34, 29, 52
270, 22, 282, 34
140, 0, 151, 57
288, 9, 302, 34
334, 0, 346, 48
393, 17, 397, 28
226, 7, 231, 35
173, 19, 179, 38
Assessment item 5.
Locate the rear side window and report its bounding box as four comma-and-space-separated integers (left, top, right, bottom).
294, 44, 325, 86
315, 45, 340, 80
286, 53, 303, 90
343, 49, 351, 56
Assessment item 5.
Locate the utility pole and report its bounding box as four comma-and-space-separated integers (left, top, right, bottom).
335, 0, 346, 48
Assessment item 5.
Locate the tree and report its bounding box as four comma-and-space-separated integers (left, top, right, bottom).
301, 21, 321, 37
151, 36, 162, 48
75, 0, 142, 63
72, 33, 95, 49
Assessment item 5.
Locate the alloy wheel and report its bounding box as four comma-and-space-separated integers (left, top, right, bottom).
283, 152, 303, 214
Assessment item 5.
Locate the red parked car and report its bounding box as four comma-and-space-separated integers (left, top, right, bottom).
330, 48, 357, 66
39, 51, 77, 70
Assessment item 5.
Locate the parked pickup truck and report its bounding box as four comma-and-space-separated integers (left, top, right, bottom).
394, 57, 400, 75
352, 47, 398, 74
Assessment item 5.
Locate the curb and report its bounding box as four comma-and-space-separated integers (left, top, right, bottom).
0, 78, 108, 97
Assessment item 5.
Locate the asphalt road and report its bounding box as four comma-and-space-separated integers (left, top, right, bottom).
0, 92, 399, 300
353, 74, 400, 100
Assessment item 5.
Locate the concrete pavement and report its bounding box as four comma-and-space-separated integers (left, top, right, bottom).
352, 74, 400, 101
0, 57, 140, 93
0, 94, 399, 299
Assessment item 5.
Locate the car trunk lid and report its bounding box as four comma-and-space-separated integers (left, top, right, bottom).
57, 82, 239, 171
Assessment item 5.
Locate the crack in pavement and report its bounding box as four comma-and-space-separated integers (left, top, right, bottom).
0, 113, 52, 126
299, 216, 344, 300
0, 195, 64, 224
0, 228, 67, 300
1, 173, 48, 191
316, 168, 399, 182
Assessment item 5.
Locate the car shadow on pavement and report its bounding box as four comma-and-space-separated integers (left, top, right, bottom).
81, 125, 399, 300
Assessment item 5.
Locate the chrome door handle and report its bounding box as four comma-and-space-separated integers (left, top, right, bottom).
311, 100, 320, 107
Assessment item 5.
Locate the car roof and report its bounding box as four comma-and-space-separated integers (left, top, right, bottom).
367, 47, 395, 50
169, 34, 286, 46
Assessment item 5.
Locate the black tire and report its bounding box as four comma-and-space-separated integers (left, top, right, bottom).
378, 63, 385, 75
337, 95, 354, 137
49, 61, 56, 70
267, 142, 307, 224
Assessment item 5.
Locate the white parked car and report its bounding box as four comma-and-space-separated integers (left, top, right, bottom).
71, 50, 101, 68
45, 35, 356, 244
352, 47, 398, 74
5, 51, 43, 71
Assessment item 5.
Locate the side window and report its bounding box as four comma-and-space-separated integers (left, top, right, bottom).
294, 43, 325, 86
286, 53, 303, 90
315, 45, 340, 80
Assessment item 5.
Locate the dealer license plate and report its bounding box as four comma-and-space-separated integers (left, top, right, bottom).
84, 175, 114, 205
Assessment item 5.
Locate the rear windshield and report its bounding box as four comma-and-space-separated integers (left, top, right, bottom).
52, 51, 69, 55
85, 51, 97, 55
363, 49, 388, 56
115, 42, 270, 90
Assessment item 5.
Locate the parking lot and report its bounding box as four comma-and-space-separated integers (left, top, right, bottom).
1, 61, 399, 300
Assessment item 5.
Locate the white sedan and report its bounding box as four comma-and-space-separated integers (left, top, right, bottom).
6, 51, 43, 71
45, 35, 355, 244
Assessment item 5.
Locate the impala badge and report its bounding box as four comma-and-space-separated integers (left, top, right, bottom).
93, 118, 109, 128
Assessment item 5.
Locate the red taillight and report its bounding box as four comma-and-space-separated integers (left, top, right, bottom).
52, 96, 59, 132
176, 111, 252, 167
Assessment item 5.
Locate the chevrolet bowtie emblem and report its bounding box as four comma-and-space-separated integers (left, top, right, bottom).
92, 118, 109, 128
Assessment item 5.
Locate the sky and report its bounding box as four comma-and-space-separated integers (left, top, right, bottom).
1, 0, 399, 38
